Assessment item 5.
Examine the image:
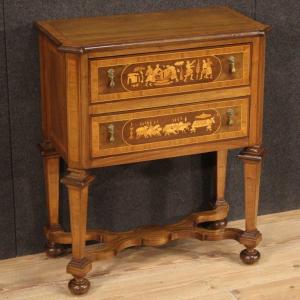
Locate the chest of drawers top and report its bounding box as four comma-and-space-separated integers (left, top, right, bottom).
36, 6, 269, 53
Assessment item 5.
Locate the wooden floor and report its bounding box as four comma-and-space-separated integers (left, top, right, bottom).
1, 210, 300, 300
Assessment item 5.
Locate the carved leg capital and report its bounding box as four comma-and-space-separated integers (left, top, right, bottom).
238, 145, 265, 161
39, 141, 60, 158
61, 168, 95, 188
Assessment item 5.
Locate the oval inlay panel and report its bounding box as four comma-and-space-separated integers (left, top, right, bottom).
121, 56, 221, 91
122, 109, 221, 145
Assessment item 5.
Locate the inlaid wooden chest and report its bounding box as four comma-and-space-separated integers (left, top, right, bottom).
36, 6, 270, 295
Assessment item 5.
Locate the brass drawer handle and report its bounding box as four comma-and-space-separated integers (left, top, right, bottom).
107, 68, 116, 88
226, 109, 234, 126
107, 124, 115, 143
228, 56, 236, 73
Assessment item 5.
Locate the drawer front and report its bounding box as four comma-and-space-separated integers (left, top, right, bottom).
90, 44, 250, 103
91, 98, 249, 158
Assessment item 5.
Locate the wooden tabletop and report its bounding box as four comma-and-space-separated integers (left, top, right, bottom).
36, 6, 270, 53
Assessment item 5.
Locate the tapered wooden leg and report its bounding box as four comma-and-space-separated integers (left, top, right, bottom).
204, 150, 229, 229
40, 141, 65, 258
238, 145, 264, 264
61, 169, 95, 295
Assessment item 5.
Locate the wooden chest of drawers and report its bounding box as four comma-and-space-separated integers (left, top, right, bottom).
36, 6, 270, 295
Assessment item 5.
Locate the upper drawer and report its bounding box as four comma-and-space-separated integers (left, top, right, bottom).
89, 44, 250, 103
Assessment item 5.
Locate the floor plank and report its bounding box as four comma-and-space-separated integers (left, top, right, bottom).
1, 210, 300, 299
231, 276, 300, 300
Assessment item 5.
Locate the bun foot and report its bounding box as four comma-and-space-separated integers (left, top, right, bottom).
201, 219, 228, 230
46, 241, 66, 258
240, 248, 260, 265
68, 277, 90, 295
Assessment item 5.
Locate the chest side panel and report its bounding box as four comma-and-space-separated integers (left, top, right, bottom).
39, 34, 67, 158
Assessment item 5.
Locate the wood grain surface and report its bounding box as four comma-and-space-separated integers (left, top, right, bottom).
35, 6, 270, 52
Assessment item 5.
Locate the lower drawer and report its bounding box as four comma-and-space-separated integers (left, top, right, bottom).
90, 97, 249, 158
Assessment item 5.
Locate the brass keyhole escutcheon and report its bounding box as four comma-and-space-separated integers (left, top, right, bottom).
226, 109, 234, 126
107, 124, 115, 143
107, 68, 116, 88
228, 56, 236, 73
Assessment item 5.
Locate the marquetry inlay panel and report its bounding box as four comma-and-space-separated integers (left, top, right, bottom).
91, 98, 249, 158
90, 44, 250, 103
